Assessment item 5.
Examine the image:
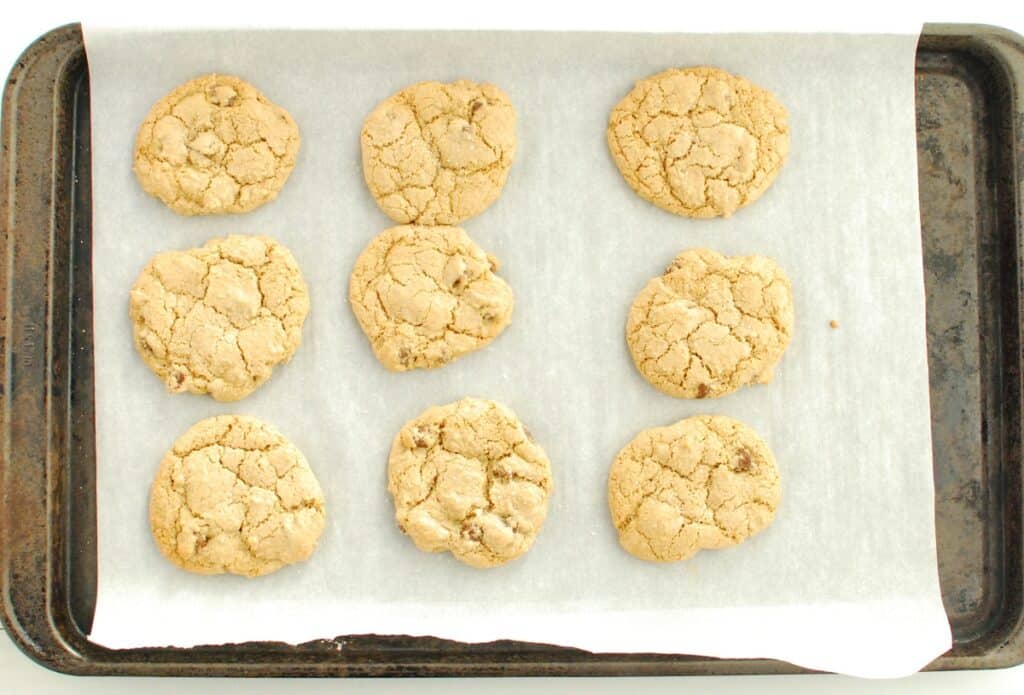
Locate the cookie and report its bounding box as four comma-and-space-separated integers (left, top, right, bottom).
607, 67, 789, 218
134, 74, 300, 215
149, 415, 326, 577
349, 225, 514, 371
627, 248, 793, 399
361, 80, 517, 225
387, 398, 553, 568
608, 415, 780, 562
130, 234, 310, 402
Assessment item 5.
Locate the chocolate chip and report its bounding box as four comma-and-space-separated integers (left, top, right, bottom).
206, 84, 239, 107
470, 99, 484, 115
733, 449, 753, 473
410, 426, 435, 448
697, 383, 709, 398
169, 369, 187, 391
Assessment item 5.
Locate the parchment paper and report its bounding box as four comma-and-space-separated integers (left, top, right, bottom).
83, 28, 951, 677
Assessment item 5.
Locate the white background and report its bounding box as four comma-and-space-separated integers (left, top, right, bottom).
2, 0, 1023, 692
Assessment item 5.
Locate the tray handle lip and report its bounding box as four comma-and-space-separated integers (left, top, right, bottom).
2, 23, 84, 99
0, 21, 95, 678
919, 22, 1024, 674
920, 22, 1024, 58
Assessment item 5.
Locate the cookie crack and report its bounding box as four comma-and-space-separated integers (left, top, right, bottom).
350, 226, 512, 371
628, 250, 792, 398
362, 81, 515, 224
156, 417, 324, 576
130, 235, 308, 401
390, 400, 551, 567
134, 75, 299, 215
610, 418, 778, 561
608, 68, 787, 218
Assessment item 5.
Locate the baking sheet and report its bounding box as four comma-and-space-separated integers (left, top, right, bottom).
82, 28, 951, 678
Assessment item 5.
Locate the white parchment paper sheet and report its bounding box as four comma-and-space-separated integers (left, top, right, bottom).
83, 29, 951, 677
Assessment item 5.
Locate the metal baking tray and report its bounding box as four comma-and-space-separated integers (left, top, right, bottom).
1, 23, 1022, 677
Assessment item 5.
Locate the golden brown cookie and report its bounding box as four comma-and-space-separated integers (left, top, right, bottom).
361, 80, 517, 225
134, 74, 300, 215
349, 225, 514, 371
607, 67, 789, 218
149, 415, 326, 577
387, 398, 553, 568
608, 415, 780, 562
626, 248, 793, 399
130, 234, 310, 402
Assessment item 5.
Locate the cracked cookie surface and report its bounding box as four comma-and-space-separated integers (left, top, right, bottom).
607, 67, 789, 218
130, 234, 310, 401
387, 398, 553, 568
349, 225, 514, 371
361, 80, 516, 225
149, 415, 325, 577
608, 415, 780, 562
627, 248, 793, 399
134, 74, 300, 215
